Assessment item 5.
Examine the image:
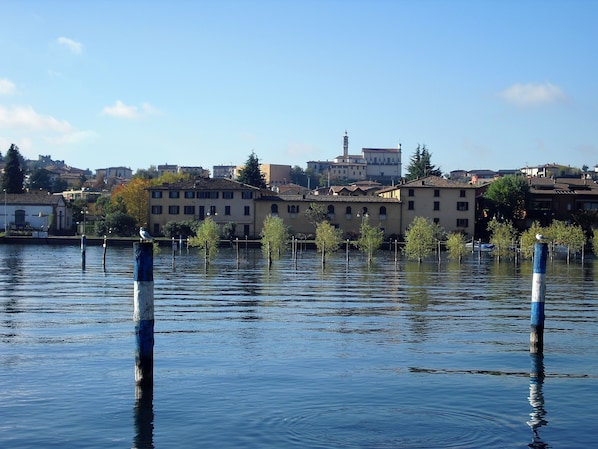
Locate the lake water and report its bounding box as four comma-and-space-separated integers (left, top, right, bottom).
1, 243, 597, 448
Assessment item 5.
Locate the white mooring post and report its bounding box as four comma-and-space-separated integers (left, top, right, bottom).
81, 235, 86, 270
530, 241, 548, 354
134, 242, 154, 387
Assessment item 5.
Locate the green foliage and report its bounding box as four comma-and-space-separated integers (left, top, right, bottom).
405, 144, 442, 181
95, 212, 137, 237
304, 202, 328, 227
484, 175, 530, 221
403, 216, 437, 262
237, 151, 266, 188
446, 232, 467, 261
519, 222, 545, 259
357, 215, 384, 264
1, 144, 25, 193
222, 222, 237, 240
189, 217, 220, 260
28, 168, 53, 191
315, 221, 343, 262
487, 219, 518, 259
260, 214, 289, 260
545, 220, 586, 261
592, 232, 598, 256
162, 220, 199, 239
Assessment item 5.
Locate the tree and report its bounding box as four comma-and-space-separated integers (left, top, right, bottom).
162, 220, 199, 239
189, 217, 220, 263
95, 211, 137, 237
484, 175, 530, 222
315, 221, 343, 267
290, 165, 308, 186
112, 177, 151, 227
29, 168, 53, 192
487, 219, 517, 261
545, 220, 586, 263
405, 144, 442, 181
357, 215, 384, 265
403, 216, 437, 262
304, 202, 328, 228
1, 144, 25, 193
237, 151, 266, 188
51, 177, 68, 194
519, 221, 545, 259
446, 232, 467, 262
260, 214, 289, 264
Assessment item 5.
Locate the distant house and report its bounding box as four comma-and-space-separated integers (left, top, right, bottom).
1, 192, 72, 235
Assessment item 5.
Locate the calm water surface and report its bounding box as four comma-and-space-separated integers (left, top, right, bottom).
1, 243, 597, 448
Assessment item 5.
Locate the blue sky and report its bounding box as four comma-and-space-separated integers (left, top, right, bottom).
1, 0, 596, 175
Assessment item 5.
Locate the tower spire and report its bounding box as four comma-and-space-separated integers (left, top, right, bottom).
343, 131, 348, 157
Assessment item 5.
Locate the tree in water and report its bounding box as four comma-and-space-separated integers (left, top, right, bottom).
446, 232, 467, 262
357, 215, 384, 266
315, 221, 343, 267
260, 214, 289, 266
237, 151, 267, 188
189, 217, 220, 264
1, 144, 25, 193
405, 144, 442, 180
404, 216, 438, 262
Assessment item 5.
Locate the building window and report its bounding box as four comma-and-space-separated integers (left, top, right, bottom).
379, 206, 387, 220
151, 191, 162, 199
327, 204, 335, 220
244, 206, 250, 216
408, 189, 415, 197
225, 205, 231, 216
242, 191, 253, 199
184, 191, 195, 199
208, 206, 217, 216
433, 217, 440, 224
243, 224, 250, 236
434, 201, 440, 211
168, 205, 180, 215
457, 218, 469, 228
434, 189, 440, 197
408, 201, 414, 210
184, 205, 195, 215
151, 205, 162, 214
457, 202, 469, 211
169, 191, 180, 199
198, 191, 219, 199
271, 204, 279, 216
346, 206, 352, 219
223, 191, 234, 199
460, 189, 466, 198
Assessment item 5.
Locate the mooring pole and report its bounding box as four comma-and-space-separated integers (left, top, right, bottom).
530, 241, 548, 354
134, 242, 154, 387
81, 234, 86, 270
102, 235, 107, 270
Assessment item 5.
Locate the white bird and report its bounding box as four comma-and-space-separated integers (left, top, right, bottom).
139, 227, 153, 241
536, 233, 545, 241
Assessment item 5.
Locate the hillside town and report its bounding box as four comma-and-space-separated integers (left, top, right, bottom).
1, 134, 598, 244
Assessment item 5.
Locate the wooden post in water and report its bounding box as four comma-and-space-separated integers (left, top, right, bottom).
81, 235, 86, 270
102, 235, 107, 270
134, 242, 154, 387
530, 241, 548, 354
236, 237, 240, 267
345, 239, 349, 267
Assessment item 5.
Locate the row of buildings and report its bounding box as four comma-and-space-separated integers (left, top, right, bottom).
145, 174, 598, 240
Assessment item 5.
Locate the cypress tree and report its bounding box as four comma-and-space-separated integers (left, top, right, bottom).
1, 144, 25, 193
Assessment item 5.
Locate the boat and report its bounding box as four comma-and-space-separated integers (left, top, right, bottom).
465, 241, 495, 252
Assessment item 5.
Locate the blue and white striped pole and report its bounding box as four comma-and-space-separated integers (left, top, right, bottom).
530, 241, 548, 354
134, 242, 154, 386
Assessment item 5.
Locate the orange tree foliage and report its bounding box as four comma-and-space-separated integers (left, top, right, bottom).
111, 178, 151, 227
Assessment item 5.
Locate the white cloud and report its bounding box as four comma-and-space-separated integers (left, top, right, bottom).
57, 37, 83, 55
101, 100, 160, 119
499, 82, 567, 107
0, 105, 74, 133
0, 78, 16, 95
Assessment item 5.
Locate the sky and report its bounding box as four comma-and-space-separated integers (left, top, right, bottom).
1, 0, 597, 176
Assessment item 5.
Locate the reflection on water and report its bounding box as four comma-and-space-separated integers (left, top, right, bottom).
1, 244, 597, 448
528, 354, 548, 449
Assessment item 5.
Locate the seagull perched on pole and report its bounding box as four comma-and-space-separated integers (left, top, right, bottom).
536, 233, 546, 242
139, 227, 153, 242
